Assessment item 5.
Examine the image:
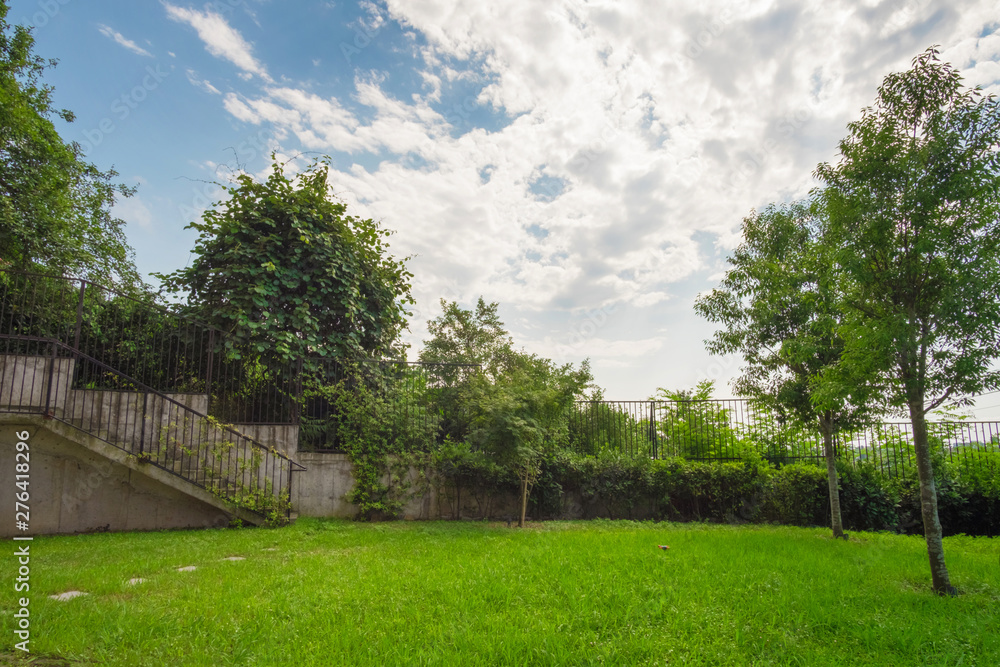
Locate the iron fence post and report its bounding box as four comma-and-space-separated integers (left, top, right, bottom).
44, 339, 57, 416
139, 391, 148, 456
205, 329, 215, 415
72, 280, 87, 351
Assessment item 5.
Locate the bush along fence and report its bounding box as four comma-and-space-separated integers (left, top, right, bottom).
568, 399, 1000, 478
427, 449, 1000, 537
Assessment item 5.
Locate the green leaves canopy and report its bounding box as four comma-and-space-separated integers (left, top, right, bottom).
814, 46, 1000, 594
694, 201, 872, 429
815, 47, 1000, 413
0, 3, 140, 288
156, 156, 414, 361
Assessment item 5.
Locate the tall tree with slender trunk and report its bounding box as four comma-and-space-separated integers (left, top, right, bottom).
695, 200, 873, 539
815, 47, 1000, 595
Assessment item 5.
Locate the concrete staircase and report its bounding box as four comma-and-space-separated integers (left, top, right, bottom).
0, 350, 303, 526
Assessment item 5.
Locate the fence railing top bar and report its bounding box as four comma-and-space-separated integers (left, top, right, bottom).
4, 335, 306, 471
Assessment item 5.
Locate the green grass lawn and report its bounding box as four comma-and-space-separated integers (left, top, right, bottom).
2, 519, 999, 666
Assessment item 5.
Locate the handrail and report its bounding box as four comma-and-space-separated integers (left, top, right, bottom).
0, 335, 304, 520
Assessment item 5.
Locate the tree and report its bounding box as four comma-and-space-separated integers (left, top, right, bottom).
0, 3, 140, 288
694, 202, 874, 539
651, 380, 746, 460
156, 156, 414, 363
418, 297, 516, 442
419, 297, 592, 525
815, 47, 1000, 594
419, 297, 516, 381
467, 352, 592, 527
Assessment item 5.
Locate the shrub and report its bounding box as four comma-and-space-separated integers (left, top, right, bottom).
760, 463, 828, 527
836, 461, 899, 531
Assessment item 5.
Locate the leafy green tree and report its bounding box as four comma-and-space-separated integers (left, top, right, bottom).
815, 47, 1000, 594
468, 352, 592, 527
0, 3, 140, 288
419, 297, 592, 525
694, 202, 874, 539
651, 380, 747, 459
418, 297, 514, 442
419, 297, 516, 381
156, 156, 414, 362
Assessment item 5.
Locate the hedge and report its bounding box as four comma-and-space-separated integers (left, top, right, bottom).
432, 448, 1000, 536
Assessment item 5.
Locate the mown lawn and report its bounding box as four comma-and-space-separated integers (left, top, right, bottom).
2, 519, 999, 666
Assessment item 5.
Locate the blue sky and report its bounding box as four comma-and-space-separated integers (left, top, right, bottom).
12, 0, 1000, 415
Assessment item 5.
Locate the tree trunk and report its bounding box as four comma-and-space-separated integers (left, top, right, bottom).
517, 468, 528, 528
909, 400, 956, 595
820, 413, 845, 539
518, 470, 528, 528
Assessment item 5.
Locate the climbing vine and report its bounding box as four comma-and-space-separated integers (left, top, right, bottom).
309, 363, 439, 520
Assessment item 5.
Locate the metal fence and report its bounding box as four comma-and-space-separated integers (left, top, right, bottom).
569, 399, 1000, 477
0, 270, 480, 452
0, 336, 304, 519
0, 270, 298, 424
297, 356, 479, 452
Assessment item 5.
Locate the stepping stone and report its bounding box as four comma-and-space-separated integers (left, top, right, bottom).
223, 556, 245, 561
49, 591, 88, 601
177, 566, 197, 572
127, 578, 146, 586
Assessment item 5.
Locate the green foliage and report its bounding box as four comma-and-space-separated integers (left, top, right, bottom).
418, 297, 515, 382
156, 155, 414, 362
579, 452, 653, 520
835, 461, 900, 531
759, 463, 828, 526
432, 439, 517, 519
567, 400, 657, 458
428, 447, 1000, 535
0, 3, 140, 289
651, 381, 748, 459
418, 297, 593, 525
894, 453, 1000, 538
312, 363, 440, 520
815, 47, 1000, 412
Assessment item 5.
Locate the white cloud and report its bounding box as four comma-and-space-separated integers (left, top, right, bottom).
114, 196, 154, 231
163, 2, 271, 82
185, 69, 221, 95
97, 24, 153, 58
208, 0, 999, 393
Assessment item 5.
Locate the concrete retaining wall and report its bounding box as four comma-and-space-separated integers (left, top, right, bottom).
0, 420, 232, 536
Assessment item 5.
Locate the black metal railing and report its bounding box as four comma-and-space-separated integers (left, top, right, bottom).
298, 356, 480, 452
0, 269, 482, 454
0, 336, 304, 519
569, 399, 1000, 477
0, 270, 297, 424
